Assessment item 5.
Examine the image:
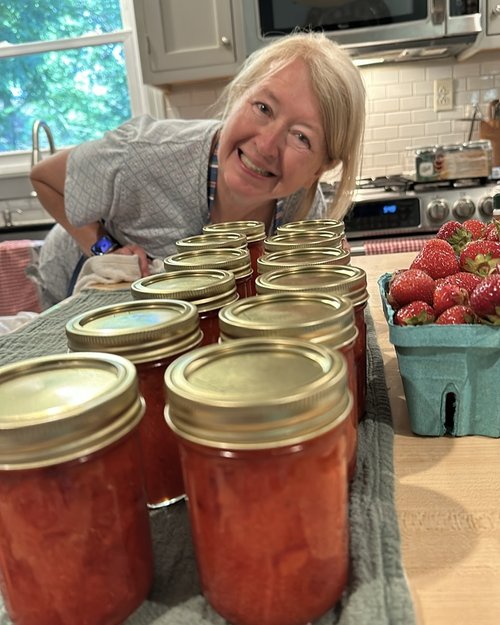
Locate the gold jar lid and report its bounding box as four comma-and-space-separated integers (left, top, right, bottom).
0, 352, 144, 469
66, 299, 202, 363
264, 231, 343, 252
256, 247, 351, 275
219, 292, 357, 348
175, 232, 247, 252
164, 248, 252, 280
277, 219, 345, 236
165, 338, 351, 449
203, 220, 266, 243
255, 264, 369, 307
130, 269, 238, 312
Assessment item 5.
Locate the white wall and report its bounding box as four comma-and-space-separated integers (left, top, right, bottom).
162, 50, 500, 180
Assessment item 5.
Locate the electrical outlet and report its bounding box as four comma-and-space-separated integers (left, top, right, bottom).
434, 78, 454, 112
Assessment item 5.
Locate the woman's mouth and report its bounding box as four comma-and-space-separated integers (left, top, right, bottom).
238, 150, 275, 178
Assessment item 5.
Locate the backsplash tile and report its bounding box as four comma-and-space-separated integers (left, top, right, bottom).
164, 50, 499, 179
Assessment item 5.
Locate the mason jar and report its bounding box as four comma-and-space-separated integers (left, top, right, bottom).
264, 230, 343, 253
257, 246, 351, 276
255, 264, 369, 419
277, 218, 345, 237
203, 220, 266, 295
66, 299, 202, 507
165, 338, 351, 625
175, 231, 247, 253
0, 352, 154, 625
164, 247, 253, 299
130, 269, 238, 346
218, 292, 359, 480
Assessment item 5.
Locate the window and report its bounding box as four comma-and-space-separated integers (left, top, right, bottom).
0, 0, 159, 172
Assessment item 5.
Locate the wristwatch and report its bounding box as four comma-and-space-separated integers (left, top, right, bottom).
90, 234, 120, 256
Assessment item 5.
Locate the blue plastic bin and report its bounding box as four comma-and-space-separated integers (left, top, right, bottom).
378, 273, 500, 437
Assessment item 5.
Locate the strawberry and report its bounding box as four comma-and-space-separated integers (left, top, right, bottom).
437, 271, 482, 295
469, 274, 500, 324
410, 239, 460, 279
436, 220, 471, 253
462, 219, 486, 240
387, 269, 435, 309
459, 240, 500, 276
484, 220, 500, 242
394, 301, 435, 326
433, 281, 469, 316
435, 305, 478, 325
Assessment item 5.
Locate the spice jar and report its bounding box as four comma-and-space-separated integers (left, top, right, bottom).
257, 246, 351, 275
165, 338, 351, 625
0, 352, 153, 625
131, 269, 238, 346
66, 299, 202, 507
175, 231, 247, 252
164, 247, 253, 299
219, 292, 359, 480
277, 218, 345, 237
264, 230, 343, 252
255, 264, 369, 419
203, 220, 266, 295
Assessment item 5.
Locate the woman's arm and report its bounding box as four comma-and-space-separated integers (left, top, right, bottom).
30, 149, 150, 275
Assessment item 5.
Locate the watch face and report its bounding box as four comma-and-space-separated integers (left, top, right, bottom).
91, 236, 118, 255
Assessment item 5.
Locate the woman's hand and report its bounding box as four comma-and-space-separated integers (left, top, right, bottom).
113, 244, 151, 277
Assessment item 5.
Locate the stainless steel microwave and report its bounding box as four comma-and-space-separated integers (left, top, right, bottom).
242, 0, 488, 65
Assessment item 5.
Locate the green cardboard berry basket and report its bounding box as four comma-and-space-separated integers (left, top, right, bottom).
378, 272, 500, 437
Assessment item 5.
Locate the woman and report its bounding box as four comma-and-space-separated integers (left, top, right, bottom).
30, 31, 365, 307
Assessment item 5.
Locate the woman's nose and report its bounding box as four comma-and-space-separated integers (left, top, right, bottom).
255, 122, 285, 160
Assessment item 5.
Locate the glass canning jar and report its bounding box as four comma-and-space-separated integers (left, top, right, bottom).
164, 247, 253, 299
203, 220, 266, 296
277, 218, 345, 237
264, 230, 343, 253
66, 299, 202, 508
218, 292, 359, 480
175, 231, 247, 253
130, 269, 238, 346
256, 246, 351, 276
165, 338, 351, 625
0, 352, 153, 625
255, 264, 369, 419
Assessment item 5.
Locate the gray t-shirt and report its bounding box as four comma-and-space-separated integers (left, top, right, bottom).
34, 115, 327, 307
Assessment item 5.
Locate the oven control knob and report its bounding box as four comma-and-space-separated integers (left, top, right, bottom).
452, 197, 475, 220
478, 195, 494, 218
427, 199, 449, 222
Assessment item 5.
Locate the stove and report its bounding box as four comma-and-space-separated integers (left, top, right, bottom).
342, 176, 500, 242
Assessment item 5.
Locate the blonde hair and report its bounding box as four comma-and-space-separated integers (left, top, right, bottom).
218, 31, 365, 219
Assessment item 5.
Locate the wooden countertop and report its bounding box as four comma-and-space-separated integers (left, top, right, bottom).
353, 252, 500, 625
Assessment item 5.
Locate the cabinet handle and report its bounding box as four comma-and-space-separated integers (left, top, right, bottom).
221, 36, 231, 47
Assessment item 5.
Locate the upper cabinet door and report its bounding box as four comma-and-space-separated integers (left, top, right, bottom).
134, 0, 246, 85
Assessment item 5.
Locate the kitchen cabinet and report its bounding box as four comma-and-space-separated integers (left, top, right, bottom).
133, 0, 247, 85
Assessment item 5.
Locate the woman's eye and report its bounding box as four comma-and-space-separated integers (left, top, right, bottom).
292, 131, 311, 149
254, 101, 271, 116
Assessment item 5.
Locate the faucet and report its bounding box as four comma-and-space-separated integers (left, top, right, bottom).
31, 120, 56, 169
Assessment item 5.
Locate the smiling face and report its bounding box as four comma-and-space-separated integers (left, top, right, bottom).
216, 58, 331, 216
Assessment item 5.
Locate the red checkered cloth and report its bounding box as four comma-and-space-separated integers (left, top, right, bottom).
364, 236, 434, 255
0, 240, 42, 315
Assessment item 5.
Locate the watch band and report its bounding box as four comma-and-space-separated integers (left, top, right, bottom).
90, 235, 120, 256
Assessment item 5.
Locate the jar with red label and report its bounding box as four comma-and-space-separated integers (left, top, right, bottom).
66, 299, 202, 507
219, 292, 359, 480
165, 338, 351, 625
175, 231, 247, 253
164, 247, 253, 299
264, 230, 343, 253
257, 246, 351, 276
131, 269, 238, 346
203, 220, 266, 295
0, 352, 153, 625
255, 264, 369, 419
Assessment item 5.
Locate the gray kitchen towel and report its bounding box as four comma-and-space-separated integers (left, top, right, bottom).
0, 289, 416, 625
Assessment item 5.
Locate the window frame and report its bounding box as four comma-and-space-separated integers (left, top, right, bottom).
0, 0, 162, 176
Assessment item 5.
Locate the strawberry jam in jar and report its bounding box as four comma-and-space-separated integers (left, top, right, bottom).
0, 353, 153, 625
175, 231, 247, 253
66, 299, 202, 507
255, 264, 369, 419
277, 218, 345, 237
264, 230, 343, 253
219, 292, 359, 480
165, 338, 351, 625
164, 247, 253, 299
256, 246, 351, 276
203, 221, 266, 295
131, 269, 238, 346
